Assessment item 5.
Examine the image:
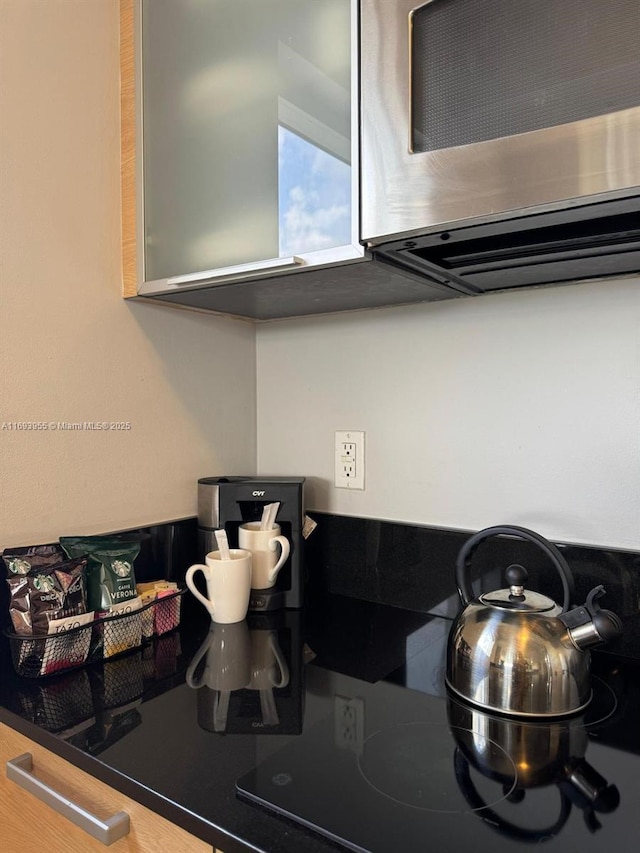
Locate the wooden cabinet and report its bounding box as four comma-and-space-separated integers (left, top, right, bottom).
120, 0, 363, 310
0, 722, 218, 853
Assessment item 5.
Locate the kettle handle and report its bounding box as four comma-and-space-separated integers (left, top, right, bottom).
456, 525, 575, 612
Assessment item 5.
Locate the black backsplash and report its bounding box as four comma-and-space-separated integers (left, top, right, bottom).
303, 512, 640, 660
3, 514, 638, 664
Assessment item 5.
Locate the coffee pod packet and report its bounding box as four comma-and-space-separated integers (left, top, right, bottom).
2, 543, 68, 576
60, 536, 140, 612
4, 553, 88, 637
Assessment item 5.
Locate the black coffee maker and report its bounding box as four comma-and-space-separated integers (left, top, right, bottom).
197, 476, 305, 611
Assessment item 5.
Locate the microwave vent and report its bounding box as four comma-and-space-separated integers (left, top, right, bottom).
372, 198, 640, 294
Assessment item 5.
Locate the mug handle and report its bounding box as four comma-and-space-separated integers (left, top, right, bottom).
267, 536, 290, 584
186, 565, 215, 617
185, 629, 213, 688
269, 632, 290, 689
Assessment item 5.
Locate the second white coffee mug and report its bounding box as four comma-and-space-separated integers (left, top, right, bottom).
238, 522, 290, 590
186, 549, 251, 623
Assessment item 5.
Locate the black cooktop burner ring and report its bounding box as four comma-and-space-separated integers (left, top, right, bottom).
356, 721, 519, 814
582, 675, 618, 730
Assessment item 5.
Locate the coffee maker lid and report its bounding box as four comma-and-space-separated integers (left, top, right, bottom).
198, 476, 305, 485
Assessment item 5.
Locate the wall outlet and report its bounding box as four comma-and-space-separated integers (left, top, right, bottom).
335, 430, 365, 489
334, 695, 365, 753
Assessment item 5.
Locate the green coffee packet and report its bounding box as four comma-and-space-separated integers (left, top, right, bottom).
60, 536, 140, 612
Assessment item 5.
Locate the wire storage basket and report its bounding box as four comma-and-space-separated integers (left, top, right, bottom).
4, 589, 184, 678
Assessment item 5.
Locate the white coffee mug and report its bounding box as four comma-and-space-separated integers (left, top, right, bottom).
238, 522, 290, 590
186, 549, 251, 623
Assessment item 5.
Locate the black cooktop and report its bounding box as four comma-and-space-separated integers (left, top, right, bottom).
238, 627, 640, 853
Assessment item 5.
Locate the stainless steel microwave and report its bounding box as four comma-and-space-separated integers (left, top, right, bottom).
360, 0, 640, 294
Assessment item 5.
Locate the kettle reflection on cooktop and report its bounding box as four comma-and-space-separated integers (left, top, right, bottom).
448, 683, 620, 840
354, 676, 618, 826
237, 649, 639, 853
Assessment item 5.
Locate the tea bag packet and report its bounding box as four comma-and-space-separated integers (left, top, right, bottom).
136, 580, 178, 594
138, 590, 157, 640
60, 536, 140, 612
40, 611, 95, 676
136, 580, 180, 635
99, 597, 143, 659
155, 587, 181, 635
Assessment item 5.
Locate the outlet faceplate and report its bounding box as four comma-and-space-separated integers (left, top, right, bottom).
334, 430, 365, 489
334, 695, 365, 753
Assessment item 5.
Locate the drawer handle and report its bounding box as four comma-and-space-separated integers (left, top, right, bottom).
6, 753, 130, 845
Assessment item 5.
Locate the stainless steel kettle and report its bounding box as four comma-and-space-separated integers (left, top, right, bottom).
445, 525, 622, 718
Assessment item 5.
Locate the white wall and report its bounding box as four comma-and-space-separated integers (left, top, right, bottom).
0, 1, 256, 546
256, 278, 640, 550
2, 1, 637, 555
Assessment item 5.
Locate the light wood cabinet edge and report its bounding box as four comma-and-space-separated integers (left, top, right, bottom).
120, 0, 138, 298
1, 722, 223, 853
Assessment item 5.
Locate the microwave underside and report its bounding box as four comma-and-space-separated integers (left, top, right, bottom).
145, 197, 639, 321
371, 196, 640, 297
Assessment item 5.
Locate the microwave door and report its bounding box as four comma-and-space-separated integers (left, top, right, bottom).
360, 0, 640, 244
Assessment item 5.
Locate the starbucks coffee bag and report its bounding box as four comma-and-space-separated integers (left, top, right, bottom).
60, 537, 140, 611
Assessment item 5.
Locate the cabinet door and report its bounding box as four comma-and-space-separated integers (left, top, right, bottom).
122, 0, 361, 297
0, 722, 216, 853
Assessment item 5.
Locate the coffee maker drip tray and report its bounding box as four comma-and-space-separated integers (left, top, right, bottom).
249, 586, 286, 613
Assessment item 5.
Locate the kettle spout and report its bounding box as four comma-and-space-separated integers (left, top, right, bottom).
560, 586, 623, 650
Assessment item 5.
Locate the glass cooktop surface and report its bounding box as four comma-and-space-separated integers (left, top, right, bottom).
237, 637, 640, 853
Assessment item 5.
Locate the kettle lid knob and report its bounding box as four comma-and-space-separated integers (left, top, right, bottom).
505, 564, 528, 600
